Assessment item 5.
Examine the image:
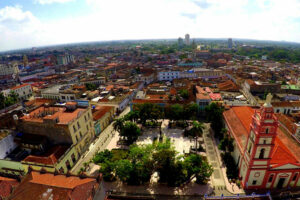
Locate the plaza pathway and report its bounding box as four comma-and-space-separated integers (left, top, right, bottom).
202, 123, 244, 196
71, 106, 130, 173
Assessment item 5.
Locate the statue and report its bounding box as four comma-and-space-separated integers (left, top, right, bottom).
264, 93, 273, 107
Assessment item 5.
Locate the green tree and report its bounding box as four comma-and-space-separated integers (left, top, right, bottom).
93, 150, 112, 164
189, 121, 205, 152
0, 92, 5, 109
124, 110, 140, 122
85, 83, 97, 91
135, 103, 163, 125
219, 136, 234, 153
113, 118, 124, 133
184, 154, 213, 184
120, 121, 141, 144
115, 159, 133, 182
205, 103, 224, 139
166, 104, 183, 122
99, 160, 115, 181
179, 89, 189, 99
183, 103, 199, 120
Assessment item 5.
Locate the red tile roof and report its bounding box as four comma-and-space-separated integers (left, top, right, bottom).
93, 106, 114, 121
11, 83, 31, 90
10, 171, 99, 200
224, 106, 300, 166
0, 177, 19, 199
23, 146, 69, 165
217, 80, 239, 92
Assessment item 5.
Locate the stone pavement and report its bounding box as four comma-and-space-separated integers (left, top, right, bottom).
202, 123, 244, 196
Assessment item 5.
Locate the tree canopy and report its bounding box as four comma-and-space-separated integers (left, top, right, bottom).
94, 140, 213, 186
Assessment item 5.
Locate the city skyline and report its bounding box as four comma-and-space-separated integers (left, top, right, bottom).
1, 0, 300, 51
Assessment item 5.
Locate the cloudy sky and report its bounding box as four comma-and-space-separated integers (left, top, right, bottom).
1, 0, 300, 51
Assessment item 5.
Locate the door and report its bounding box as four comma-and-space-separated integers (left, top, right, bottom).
277, 178, 285, 189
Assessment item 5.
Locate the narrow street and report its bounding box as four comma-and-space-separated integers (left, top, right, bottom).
71, 106, 130, 173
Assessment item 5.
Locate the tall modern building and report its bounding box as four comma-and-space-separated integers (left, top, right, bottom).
228, 38, 233, 48
185, 34, 190, 45
178, 37, 183, 47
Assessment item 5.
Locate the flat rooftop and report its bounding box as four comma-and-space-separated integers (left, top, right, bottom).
21, 106, 86, 125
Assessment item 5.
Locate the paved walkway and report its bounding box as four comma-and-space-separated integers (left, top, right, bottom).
202, 123, 244, 196
71, 107, 130, 173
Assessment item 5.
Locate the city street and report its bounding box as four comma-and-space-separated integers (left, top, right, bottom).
71, 106, 130, 173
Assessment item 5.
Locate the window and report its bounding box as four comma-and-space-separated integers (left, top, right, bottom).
70, 96, 74, 100
59, 167, 64, 173
268, 174, 274, 182
88, 113, 90, 119
73, 125, 76, 132
265, 128, 269, 134
77, 121, 81, 129
292, 173, 298, 181
71, 153, 76, 163
75, 135, 78, 142
84, 115, 87, 122
259, 148, 265, 159
66, 160, 71, 170
252, 180, 257, 185
62, 96, 65, 99
86, 124, 89, 131
79, 131, 82, 138
248, 143, 252, 154
263, 140, 266, 144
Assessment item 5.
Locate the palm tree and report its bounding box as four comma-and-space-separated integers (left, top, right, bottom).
113, 118, 124, 133
190, 121, 204, 153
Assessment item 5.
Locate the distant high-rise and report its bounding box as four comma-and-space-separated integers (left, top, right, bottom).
228, 38, 233, 48
185, 34, 190, 45
178, 37, 183, 47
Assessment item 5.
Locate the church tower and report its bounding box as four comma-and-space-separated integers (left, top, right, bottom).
242, 94, 278, 188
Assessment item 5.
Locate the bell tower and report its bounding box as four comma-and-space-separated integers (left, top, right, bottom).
242, 93, 278, 188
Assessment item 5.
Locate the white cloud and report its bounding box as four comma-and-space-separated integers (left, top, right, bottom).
34, 0, 74, 5
1, 0, 300, 51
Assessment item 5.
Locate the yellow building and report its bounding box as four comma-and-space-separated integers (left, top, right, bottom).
92, 105, 115, 135
0, 102, 95, 175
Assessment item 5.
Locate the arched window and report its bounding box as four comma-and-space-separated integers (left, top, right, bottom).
268, 174, 274, 182
265, 128, 269, 134
259, 148, 265, 159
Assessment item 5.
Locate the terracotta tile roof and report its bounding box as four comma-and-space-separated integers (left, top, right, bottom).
223, 106, 254, 151
290, 101, 300, 107
170, 87, 177, 95
92, 106, 114, 121
217, 80, 239, 92
0, 177, 19, 199
270, 136, 298, 165
224, 106, 300, 165
23, 146, 69, 165
11, 83, 31, 90
146, 94, 168, 100
196, 93, 210, 100
272, 101, 293, 107
10, 171, 99, 200
275, 113, 297, 135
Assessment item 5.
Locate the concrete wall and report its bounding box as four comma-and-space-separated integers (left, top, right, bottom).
0, 134, 17, 159
17, 122, 72, 144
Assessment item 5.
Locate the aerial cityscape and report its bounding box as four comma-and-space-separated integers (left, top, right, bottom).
1, 0, 300, 200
